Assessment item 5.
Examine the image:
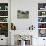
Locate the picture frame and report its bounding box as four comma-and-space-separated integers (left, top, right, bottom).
17, 10, 29, 19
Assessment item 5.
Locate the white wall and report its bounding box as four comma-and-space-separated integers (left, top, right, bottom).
11, 0, 38, 45
11, 0, 46, 46
11, 0, 38, 30
11, 0, 46, 29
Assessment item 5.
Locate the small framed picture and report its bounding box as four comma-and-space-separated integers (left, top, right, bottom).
17, 10, 29, 19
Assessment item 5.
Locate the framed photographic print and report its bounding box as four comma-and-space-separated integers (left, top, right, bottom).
17, 10, 29, 19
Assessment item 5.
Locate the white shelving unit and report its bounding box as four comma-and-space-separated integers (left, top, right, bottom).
0, 3, 8, 36
0, 1, 10, 45
38, 3, 46, 37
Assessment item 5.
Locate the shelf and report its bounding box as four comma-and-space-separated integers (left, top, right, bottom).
0, 16, 8, 17
38, 10, 46, 11
0, 22, 8, 23
38, 28, 46, 29
38, 16, 46, 17
0, 10, 8, 11
38, 22, 46, 23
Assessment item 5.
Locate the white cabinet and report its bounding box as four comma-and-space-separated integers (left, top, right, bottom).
0, 35, 8, 45
0, 0, 11, 45
38, 38, 46, 46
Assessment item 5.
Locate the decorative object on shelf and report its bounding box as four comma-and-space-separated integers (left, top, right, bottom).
38, 11, 46, 16
40, 8, 45, 10
38, 17, 46, 22
29, 25, 35, 30
5, 6, 8, 10
0, 11, 8, 16
11, 23, 16, 30
45, 6, 46, 8
38, 17, 43, 22
0, 6, 1, 10
0, 23, 8, 37
42, 12, 45, 15
38, 23, 46, 28
17, 10, 29, 19
38, 29, 46, 37
0, 23, 8, 30
38, 3, 46, 10
0, 3, 8, 10
0, 17, 8, 22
